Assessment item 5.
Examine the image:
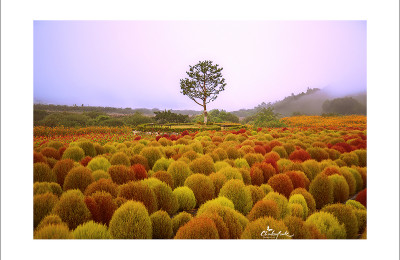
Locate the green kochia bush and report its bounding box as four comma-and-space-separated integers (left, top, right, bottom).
33, 182, 62, 197
328, 174, 349, 203
142, 178, 178, 215
217, 166, 243, 181
309, 173, 334, 210
36, 214, 67, 231
110, 152, 131, 166
34, 162, 57, 183
62, 146, 85, 162
140, 147, 163, 169
172, 212, 193, 235
189, 156, 216, 175
34, 224, 73, 239
321, 203, 358, 239
52, 189, 92, 230
63, 166, 94, 193
109, 201, 152, 239
73, 221, 111, 239
305, 212, 346, 239
263, 192, 289, 219
152, 158, 173, 172
197, 197, 235, 215
173, 187, 196, 212
167, 161, 191, 188
34, 192, 59, 228
150, 210, 173, 239
77, 141, 97, 157
87, 157, 111, 172
219, 179, 253, 215
92, 170, 111, 181
184, 174, 215, 207
290, 188, 316, 215
288, 194, 308, 220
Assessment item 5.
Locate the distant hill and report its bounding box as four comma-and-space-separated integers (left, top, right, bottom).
231, 87, 366, 118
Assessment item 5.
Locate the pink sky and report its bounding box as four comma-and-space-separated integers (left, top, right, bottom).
34, 20, 366, 111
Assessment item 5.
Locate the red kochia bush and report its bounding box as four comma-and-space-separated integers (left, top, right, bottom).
84, 178, 119, 198
117, 181, 158, 214
41, 147, 61, 160
80, 156, 92, 167
267, 174, 294, 198
254, 145, 266, 155
175, 216, 219, 239
250, 166, 264, 186
285, 171, 308, 190
84, 191, 117, 226
52, 159, 75, 187
289, 149, 311, 162
253, 162, 276, 183
34, 151, 46, 163
331, 142, 354, 153
355, 188, 366, 208
108, 165, 136, 185
131, 164, 148, 180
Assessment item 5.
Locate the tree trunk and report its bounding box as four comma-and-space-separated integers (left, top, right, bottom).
203, 101, 207, 125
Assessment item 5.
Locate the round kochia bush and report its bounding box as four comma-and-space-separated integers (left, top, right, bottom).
52, 189, 92, 230
267, 174, 294, 198
290, 188, 316, 215
321, 203, 358, 239
34, 224, 73, 239
288, 194, 308, 220
184, 174, 215, 207
33, 182, 62, 197
63, 166, 94, 193
153, 170, 174, 189
92, 170, 111, 181
172, 212, 193, 235
247, 200, 279, 221
87, 157, 111, 172
246, 185, 266, 205
77, 141, 97, 157
189, 156, 216, 176
173, 186, 196, 212
175, 216, 219, 239
107, 165, 136, 185
209, 172, 227, 197
219, 179, 253, 215
110, 152, 131, 166
139, 147, 162, 169
152, 158, 173, 172
263, 192, 289, 219
117, 181, 158, 214
167, 160, 191, 188
109, 201, 152, 239
34, 192, 59, 228
73, 221, 111, 239
197, 197, 235, 215
241, 216, 291, 239
84, 191, 117, 226
84, 178, 119, 197
53, 159, 75, 186
34, 162, 57, 183
306, 212, 346, 239
142, 178, 178, 215
150, 210, 173, 239
41, 147, 61, 160
62, 146, 85, 162
328, 174, 349, 203
309, 173, 334, 210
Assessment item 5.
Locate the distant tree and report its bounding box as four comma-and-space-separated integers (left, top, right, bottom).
154, 110, 189, 124
322, 97, 366, 115
180, 60, 227, 124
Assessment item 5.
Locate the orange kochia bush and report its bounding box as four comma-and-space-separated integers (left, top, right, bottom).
289, 149, 311, 162
84, 191, 117, 226
108, 165, 136, 185
267, 174, 294, 198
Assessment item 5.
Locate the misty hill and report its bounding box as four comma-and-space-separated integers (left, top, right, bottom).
33, 104, 202, 117
231, 87, 366, 118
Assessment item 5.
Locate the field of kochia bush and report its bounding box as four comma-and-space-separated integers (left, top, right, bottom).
33, 116, 367, 239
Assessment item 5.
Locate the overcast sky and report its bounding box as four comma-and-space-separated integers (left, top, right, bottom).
34, 20, 366, 111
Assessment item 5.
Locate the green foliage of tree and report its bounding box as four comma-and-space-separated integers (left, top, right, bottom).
122, 112, 154, 126
322, 97, 366, 115
34, 110, 50, 122
191, 109, 239, 124
154, 110, 190, 124
37, 112, 91, 127
244, 107, 286, 127
180, 60, 227, 124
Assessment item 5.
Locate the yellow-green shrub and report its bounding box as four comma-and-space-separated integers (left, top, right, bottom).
63, 166, 94, 192
288, 194, 308, 220
36, 214, 67, 231
52, 189, 92, 230
197, 197, 235, 215
217, 166, 243, 181
172, 212, 193, 235
173, 186, 196, 211
209, 172, 227, 197
150, 210, 173, 239
33, 182, 62, 197
34, 192, 59, 228
140, 147, 163, 169
328, 174, 349, 203
142, 178, 178, 215
117, 181, 158, 214
189, 156, 216, 175
305, 212, 346, 239
34, 162, 57, 183
263, 192, 289, 219
34, 224, 72, 239
152, 158, 173, 172
184, 174, 215, 207
301, 159, 320, 181
167, 160, 191, 188
62, 146, 85, 162
234, 158, 250, 169
290, 188, 316, 215
321, 203, 358, 239
73, 221, 111, 239
109, 201, 152, 239
309, 173, 334, 210
219, 179, 253, 215
246, 185, 266, 205
92, 170, 111, 181
339, 167, 357, 196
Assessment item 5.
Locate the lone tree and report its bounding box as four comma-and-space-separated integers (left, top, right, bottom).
180, 60, 227, 124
